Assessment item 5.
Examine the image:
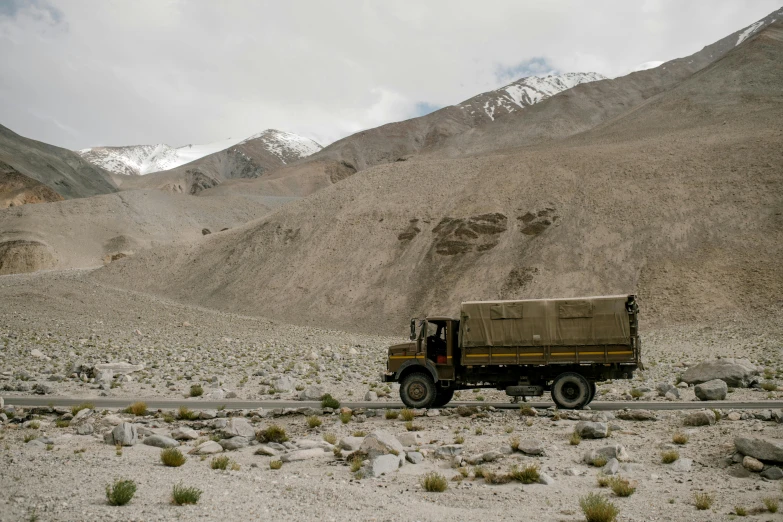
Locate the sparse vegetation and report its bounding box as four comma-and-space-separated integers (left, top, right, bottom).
609, 476, 636, 497
672, 432, 689, 445
55, 419, 70, 428
160, 447, 186, 467
510, 463, 540, 484
630, 388, 644, 399
323, 433, 337, 445
694, 492, 713, 510
734, 506, 747, 516
106, 479, 136, 506
270, 459, 282, 470
124, 402, 148, 416
591, 455, 608, 467
177, 406, 199, 421
349, 454, 364, 472
763, 497, 779, 513
306, 416, 322, 429
519, 404, 536, 417
28, 421, 40, 430
483, 470, 512, 484
171, 484, 202, 505
256, 425, 289, 443
596, 473, 611, 487
661, 450, 679, 464
385, 410, 399, 420
352, 430, 366, 437
580, 492, 619, 522
762, 381, 778, 391
210, 455, 239, 470
404, 421, 422, 431
509, 436, 520, 451
454, 435, 465, 444
320, 393, 340, 409
421, 472, 448, 492
189, 384, 203, 397
400, 408, 415, 421
71, 403, 94, 416
339, 411, 352, 424
570, 431, 582, 445
474, 427, 483, 435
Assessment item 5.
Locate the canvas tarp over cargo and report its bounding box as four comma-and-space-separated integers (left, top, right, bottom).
458, 295, 635, 366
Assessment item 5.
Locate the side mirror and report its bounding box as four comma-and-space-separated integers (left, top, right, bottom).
409, 320, 416, 340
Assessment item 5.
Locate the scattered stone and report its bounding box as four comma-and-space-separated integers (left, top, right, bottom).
298, 385, 324, 401
93, 362, 144, 375
694, 379, 728, 401
728, 465, 752, 478
664, 391, 679, 401
406, 451, 423, 464
171, 427, 199, 440
515, 440, 545, 456
743, 456, 764, 472
272, 376, 296, 392
602, 459, 620, 475
254, 445, 279, 456
219, 436, 249, 451
481, 450, 504, 462
281, 448, 325, 462
368, 454, 401, 477
364, 391, 378, 401
75, 422, 94, 435
684, 410, 717, 426
33, 383, 54, 395
109, 422, 138, 446
360, 431, 404, 460
339, 437, 364, 452
456, 405, 478, 417
190, 441, 223, 455
435, 445, 464, 458
727, 412, 742, 421
142, 434, 179, 449
586, 444, 630, 463
656, 383, 677, 397
735, 437, 783, 463
396, 433, 421, 447
30, 349, 47, 359
221, 417, 256, 439
681, 359, 759, 387
673, 458, 693, 473
761, 467, 783, 480
574, 421, 608, 439
616, 409, 657, 421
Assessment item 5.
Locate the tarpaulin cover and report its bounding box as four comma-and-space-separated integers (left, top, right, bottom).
459, 295, 631, 348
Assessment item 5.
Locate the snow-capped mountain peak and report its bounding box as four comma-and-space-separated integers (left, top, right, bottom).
78, 130, 322, 176
456, 72, 607, 121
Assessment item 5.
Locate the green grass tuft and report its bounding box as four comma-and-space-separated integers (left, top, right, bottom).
580, 492, 619, 522
510, 463, 540, 484
160, 447, 186, 467
421, 472, 448, 492
256, 425, 289, 443
171, 484, 202, 505
189, 384, 203, 397
694, 492, 713, 510
106, 479, 136, 506
320, 393, 340, 409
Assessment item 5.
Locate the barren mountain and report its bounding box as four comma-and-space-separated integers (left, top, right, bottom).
91, 19, 783, 335
110, 130, 322, 195
78, 129, 321, 177
0, 124, 117, 203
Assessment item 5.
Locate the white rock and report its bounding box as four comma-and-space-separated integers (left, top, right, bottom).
339, 437, 364, 451
673, 458, 693, 473
190, 441, 223, 455
94, 362, 144, 375
142, 434, 179, 448
110, 422, 137, 446
360, 431, 404, 459
171, 427, 199, 440
396, 432, 422, 447
281, 448, 326, 462
368, 454, 401, 477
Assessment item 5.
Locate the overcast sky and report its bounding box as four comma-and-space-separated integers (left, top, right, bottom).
1, 0, 780, 150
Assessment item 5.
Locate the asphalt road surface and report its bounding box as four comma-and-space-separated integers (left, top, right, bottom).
5, 396, 783, 411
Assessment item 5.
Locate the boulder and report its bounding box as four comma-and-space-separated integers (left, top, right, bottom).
673, 458, 693, 473
364, 391, 378, 401
298, 385, 324, 401
435, 445, 464, 458
109, 422, 137, 446
360, 431, 404, 460
515, 440, 545, 456
221, 417, 256, 439
396, 433, 422, 447
338, 437, 364, 452
743, 456, 764, 472
681, 359, 758, 387
538, 473, 555, 485
142, 435, 179, 449
656, 383, 678, 397
728, 465, 752, 478
190, 441, 223, 455
616, 409, 657, 421
254, 445, 279, 457
219, 436, 249, 451
94, 362, 144, 375
171, 427, 199, 440
482, 450, 504, 462
75, 422, 94, 435
281, 448, 325, 462
602, 458, 620, 475
684, 410, 717, 426
406, 451, 423, 464
574, 421, 609, 439
367, 454, 401, 477
272, 376, 296, 392
694, 379, 728, 401
585, 444, 629, 463
761, 467, 783, 480
735, 437, 783, 463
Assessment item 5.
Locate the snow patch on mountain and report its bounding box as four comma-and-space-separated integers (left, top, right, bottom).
631, 61, 665, 73
736, 20, 765, 46
458, 72, 607, 121
78, 130, 322, 176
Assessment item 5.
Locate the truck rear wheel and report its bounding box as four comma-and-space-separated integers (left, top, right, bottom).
400, 372, 436, 409
432, 387, 454, 408
551, 372, 591, 410
588, 382, 597, 404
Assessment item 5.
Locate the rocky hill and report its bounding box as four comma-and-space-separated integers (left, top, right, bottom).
0, 124, 117, 203
91, 19, 783, 335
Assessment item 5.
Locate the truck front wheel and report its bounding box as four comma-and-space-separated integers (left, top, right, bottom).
400, 372, 436, 409
432, 387, 454, 408
551, 372, 591, 410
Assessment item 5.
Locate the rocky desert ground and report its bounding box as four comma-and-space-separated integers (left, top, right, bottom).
1, 270, 783, 521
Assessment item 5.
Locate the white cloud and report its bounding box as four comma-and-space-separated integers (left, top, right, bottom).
0, 0, 780, 149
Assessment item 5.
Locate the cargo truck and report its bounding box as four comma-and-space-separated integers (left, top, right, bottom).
383, 295, 640, 409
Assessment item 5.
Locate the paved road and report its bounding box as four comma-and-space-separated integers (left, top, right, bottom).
5, 396, 783, 411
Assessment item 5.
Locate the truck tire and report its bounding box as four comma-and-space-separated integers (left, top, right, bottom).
588, 382, 597, 404
551, 372, 591, 410
432, 387, 454, 408
400, 372, 436, 409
